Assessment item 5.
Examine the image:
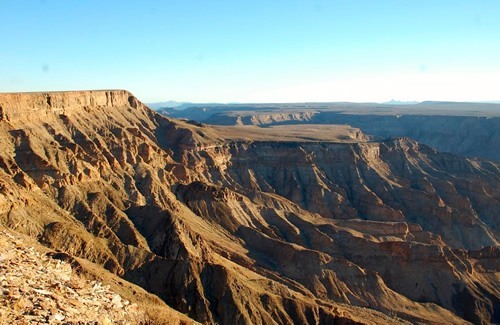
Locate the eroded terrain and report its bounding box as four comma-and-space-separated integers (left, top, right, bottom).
0, 91, 498, 324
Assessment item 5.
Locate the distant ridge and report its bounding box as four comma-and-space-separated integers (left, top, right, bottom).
147, 99, 500, 108
147, 100, 188, 109
419, 100, 500, 105
383, 100, 420, 105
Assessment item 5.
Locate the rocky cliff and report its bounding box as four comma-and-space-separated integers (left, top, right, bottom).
0, 91, 498, 324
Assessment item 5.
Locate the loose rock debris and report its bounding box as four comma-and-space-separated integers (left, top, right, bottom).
0, 230, 145, 324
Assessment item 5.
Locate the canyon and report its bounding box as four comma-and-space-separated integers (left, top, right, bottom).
158, 102, 500, 161
0, 90, 498, 324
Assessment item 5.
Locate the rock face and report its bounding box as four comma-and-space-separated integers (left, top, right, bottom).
0, 91, 499, 324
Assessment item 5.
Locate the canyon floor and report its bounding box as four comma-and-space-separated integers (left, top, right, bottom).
0, 91, 498, 324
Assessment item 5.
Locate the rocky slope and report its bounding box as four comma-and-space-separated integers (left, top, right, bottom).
0, 90, 498, 324
0, 226, 195, 324
0, 228, 144, 324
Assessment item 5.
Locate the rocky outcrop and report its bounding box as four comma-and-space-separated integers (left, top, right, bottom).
0, 91, 498, 324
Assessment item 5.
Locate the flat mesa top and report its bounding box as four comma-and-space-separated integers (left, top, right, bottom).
0, 89, 127, 95
212, 124, 367, 143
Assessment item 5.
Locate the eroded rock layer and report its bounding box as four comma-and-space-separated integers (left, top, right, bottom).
0, 91, 498, 324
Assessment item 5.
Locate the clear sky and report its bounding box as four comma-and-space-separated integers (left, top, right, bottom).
1, 0, 500, 103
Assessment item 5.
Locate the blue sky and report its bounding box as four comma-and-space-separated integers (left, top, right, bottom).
1, 0, 499, 102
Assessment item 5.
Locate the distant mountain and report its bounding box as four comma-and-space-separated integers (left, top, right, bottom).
147, 101, 227, 111
146, 100, 188, 110
383, 100, 420, 105
148, 100, 500, 110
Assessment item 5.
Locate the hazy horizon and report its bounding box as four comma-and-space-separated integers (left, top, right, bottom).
2, 1, 500, 103
146, 99, 500, 106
